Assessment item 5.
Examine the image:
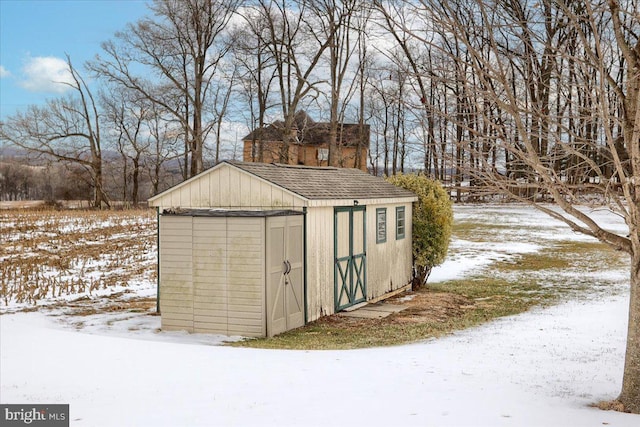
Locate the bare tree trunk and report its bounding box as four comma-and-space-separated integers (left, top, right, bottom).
355, 6, 369, 171
92, 0, 239, 179
255, 0, 340, 165
131, 154, 140, 207
621, 248, 640, 412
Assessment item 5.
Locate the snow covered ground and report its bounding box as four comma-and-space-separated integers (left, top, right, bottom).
1, 204, 638, 426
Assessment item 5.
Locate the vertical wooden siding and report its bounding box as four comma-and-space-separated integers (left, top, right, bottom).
151, 164, 306, 210
304, 203, 413, 322
304, 206, 335, 321
365, 203, 413, 300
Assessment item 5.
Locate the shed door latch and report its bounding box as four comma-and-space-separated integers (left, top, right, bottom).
282, 260, 292, 275
283, 260, 292, 285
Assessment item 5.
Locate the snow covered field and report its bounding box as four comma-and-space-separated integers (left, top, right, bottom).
1, 204, 638, 426
0, 208, 157, 310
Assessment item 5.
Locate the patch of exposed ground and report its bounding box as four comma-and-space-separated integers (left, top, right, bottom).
592, 400, 628, 413
8, 272, 475, 334
306, 288, 476, 330
386, 291, 475, 324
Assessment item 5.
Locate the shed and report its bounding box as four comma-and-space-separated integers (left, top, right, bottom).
149, 161, 417, 337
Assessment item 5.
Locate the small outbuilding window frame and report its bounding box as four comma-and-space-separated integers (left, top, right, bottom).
317, 148, 329, 161
396, 206, 406, 240
376, 208, 387, 244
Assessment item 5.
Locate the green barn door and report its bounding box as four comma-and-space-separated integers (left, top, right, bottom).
334, 206, 366, 311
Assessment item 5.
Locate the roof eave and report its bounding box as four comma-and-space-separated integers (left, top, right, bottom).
306, 195, 418, 207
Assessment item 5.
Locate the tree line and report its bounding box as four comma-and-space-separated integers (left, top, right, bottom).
1, 1, 635, 207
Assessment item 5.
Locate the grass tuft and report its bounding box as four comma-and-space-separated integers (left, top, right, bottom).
592, 400, 626, 412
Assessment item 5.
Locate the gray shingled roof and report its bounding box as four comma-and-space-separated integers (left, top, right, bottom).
227, 161, 416, 200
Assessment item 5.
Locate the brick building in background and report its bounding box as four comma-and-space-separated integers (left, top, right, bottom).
242, 111, 369, 171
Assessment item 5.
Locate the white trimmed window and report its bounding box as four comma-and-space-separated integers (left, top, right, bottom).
396, 206, 405, 240
376, 208, 387, 243
317, 148, 329, 161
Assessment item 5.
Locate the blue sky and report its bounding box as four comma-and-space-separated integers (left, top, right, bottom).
0, 0, 150, 119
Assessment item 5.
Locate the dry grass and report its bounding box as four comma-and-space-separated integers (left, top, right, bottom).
235, 225, 627, 350
234, 276, 555, 350
0, 207, 157, 308
592, 400, 627, 413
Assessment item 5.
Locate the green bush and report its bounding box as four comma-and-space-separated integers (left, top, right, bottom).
387, 173, 453, 288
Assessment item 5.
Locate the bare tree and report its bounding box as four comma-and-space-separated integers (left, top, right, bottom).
91, 0, 240, 178
150, 113, 184, 196
0, 56, 109, 208
375, 0, 435, 173
232, 5, 279, 162
254, 0, 340, 163
101, 86, 155, 206
380, 0, 640, 412
366, 69, 393, 176
0, 161, 33, 201
354, 3, 374, 170
209, 63, 238, 164
365, 56, 412, 175
319, 0, 362, 166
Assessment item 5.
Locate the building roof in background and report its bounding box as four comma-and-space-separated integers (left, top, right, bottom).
242, 111, 370, 147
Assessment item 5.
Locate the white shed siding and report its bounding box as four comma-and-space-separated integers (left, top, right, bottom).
304, 202, 413, 322
150, 165, 307, 210
366, 203, 413, 300
305, 206, 336, 321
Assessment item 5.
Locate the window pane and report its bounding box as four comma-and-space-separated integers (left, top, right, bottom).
396, 206, 405, 239
376, 208, 386, 243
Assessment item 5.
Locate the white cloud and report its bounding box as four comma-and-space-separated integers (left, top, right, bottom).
0, 65, 11, 78
18, 56, 74, 93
